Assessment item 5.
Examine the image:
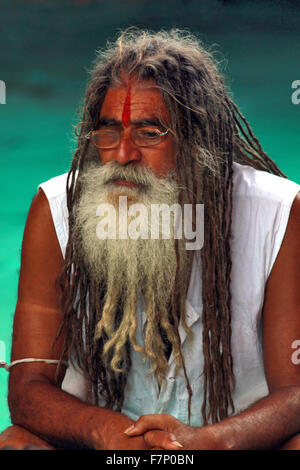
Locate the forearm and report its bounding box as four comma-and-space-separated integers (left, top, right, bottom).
8, 378, 134, 449
204, 386, 300, 450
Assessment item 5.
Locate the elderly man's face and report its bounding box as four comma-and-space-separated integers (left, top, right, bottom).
97, 80, 175, 180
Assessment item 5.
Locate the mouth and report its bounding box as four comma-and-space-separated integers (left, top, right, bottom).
113, 179, 139, 188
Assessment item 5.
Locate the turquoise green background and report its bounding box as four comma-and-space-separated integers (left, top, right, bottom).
0, 0, 300, 432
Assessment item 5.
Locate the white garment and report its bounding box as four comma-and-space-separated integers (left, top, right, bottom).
39, 163, 300, 425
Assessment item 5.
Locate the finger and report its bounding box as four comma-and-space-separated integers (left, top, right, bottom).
144, 430, 183, 450
124, 414, 172, 436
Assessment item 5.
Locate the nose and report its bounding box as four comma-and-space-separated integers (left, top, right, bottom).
114, 132, 142, 165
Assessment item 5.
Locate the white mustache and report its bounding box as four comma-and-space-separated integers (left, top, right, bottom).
79, 161, 178, 196
97, 162, 155, 187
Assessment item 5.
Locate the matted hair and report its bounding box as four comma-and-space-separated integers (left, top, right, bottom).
56, 28, 285, 425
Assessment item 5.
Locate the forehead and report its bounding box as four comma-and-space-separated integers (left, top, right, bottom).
100, 81, 171, 123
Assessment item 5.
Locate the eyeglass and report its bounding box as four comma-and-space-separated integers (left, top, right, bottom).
85, 127, 169, 149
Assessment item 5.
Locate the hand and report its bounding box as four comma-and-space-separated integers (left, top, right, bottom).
86, 410, 151, 450
0, 425, 55, 450
124, 413, 211, 450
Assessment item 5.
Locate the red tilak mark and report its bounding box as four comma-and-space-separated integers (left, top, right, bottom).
122, 86, 131, 127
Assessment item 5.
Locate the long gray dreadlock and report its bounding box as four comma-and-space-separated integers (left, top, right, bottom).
56, 29, 285, 425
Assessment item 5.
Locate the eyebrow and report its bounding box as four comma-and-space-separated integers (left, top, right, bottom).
98, 116, 165, 128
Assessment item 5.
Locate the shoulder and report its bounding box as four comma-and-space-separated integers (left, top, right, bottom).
37, 172, 72, 258
262, 191, 300, 391
289, 190, 300, 216
233, 162, 300, 204
26, 171, 69, 233
26, 187, 54, 230
231, 163, 300, 279
21, 172, 71, 269
232, 162, 300, 232
281, 191, 300, 245
23, 188, 63, 259
38, 172, 69, 200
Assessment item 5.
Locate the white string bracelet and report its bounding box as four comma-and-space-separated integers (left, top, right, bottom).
0, 358, 67, 372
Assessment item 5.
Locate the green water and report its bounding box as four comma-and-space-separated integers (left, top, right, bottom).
1, 0, 300, 432
0, 97, 76, 428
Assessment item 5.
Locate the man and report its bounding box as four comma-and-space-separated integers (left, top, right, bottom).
1, 29, 300, 450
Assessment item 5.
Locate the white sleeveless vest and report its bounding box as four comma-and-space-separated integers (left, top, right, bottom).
39, 163, 299, 425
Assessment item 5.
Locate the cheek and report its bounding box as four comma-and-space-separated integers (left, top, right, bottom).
97, 149, 113, 164
146, 145, 175, 177
160, 141, 176, 173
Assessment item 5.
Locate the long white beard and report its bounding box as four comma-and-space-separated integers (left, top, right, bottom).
74, 161, 187, 381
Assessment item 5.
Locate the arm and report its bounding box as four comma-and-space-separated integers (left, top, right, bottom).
5, 189, 149, 450
126, 192, 300, 450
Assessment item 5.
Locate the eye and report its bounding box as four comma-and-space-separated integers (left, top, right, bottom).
133, 127, 167, 147
138, 129, 160, 139
91, 130, 119, 148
